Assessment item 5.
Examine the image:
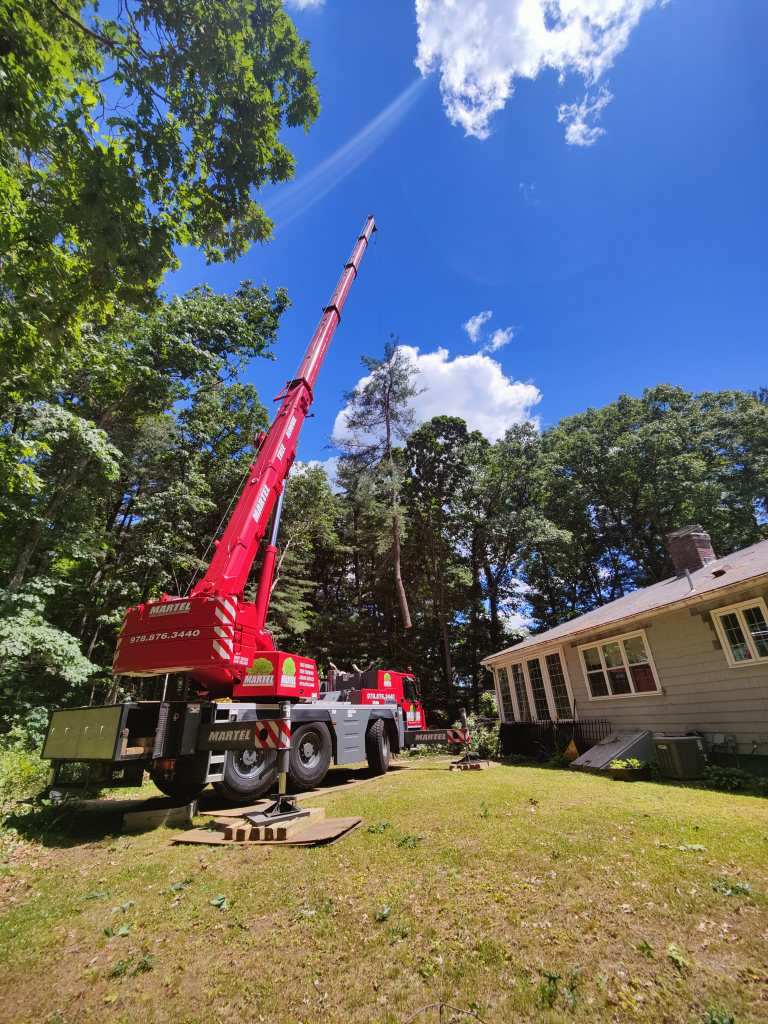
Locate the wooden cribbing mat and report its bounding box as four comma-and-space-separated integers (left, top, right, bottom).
172, 815, 362, 847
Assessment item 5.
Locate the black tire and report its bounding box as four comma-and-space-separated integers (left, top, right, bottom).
213, 747, 278, 804
366, 718, 391, 775
150, 755, 207, 802
288, 722, 332, 791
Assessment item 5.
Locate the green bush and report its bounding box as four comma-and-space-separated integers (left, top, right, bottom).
0, 747, 49, 805
702, 764, 757, 793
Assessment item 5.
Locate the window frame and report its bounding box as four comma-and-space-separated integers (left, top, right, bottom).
492, 647, 575, 722
577, 629, 662, 701
493, 666, 516, 723
711, 596, 768, 669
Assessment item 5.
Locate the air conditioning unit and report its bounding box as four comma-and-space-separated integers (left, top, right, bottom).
654, 736, 706, 780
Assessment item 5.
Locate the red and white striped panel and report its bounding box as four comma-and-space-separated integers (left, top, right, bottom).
211, 597, 237, 660
250, 719, 291, 750
446, 728, 469, 746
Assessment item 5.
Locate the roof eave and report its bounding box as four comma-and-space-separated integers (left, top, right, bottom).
480, 569, 768, 667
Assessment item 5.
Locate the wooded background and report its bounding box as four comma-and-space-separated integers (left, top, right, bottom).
1, 1, 766, 746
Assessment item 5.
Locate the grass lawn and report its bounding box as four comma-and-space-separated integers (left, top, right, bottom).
1, 759, 767, 1024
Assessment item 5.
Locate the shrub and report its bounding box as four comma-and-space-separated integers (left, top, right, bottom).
0, 747, 49, 805
609, 758, 647, 770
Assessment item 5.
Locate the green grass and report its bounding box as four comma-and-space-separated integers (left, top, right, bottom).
1, 760, 767, 1023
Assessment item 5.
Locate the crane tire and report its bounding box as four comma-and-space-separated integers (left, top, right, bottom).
366, 718, 391, 775
213, 748, 278, 804
150, 755, 207, 802
288, 722, 332, 791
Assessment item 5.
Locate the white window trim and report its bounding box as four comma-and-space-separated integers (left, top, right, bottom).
711, 596, 768, 669
493, 667, 516, 724
578, 628, 662, 701
496, 647, 575, 722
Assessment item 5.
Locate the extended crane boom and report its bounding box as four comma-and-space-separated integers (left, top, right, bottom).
193, 215, 376, 605
113, 217, 376, 695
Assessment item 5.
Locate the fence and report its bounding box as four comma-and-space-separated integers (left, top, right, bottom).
499, 718, 612, 759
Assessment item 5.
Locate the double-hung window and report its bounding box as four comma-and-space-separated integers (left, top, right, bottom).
493, 651, 573, 721
578, 630, 661, 699
712, 598, 768, 667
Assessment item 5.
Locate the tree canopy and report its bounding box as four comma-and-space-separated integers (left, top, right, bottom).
0, 0, 318, 394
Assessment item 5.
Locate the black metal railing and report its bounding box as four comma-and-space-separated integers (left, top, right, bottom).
499, 718, 612, 759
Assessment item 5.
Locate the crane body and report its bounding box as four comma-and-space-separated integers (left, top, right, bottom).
40, 218, 445, 804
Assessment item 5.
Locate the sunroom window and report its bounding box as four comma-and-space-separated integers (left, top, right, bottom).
493, 651, 573, 721
713, 598, 768, 667
496, 666, 515, 722
579, 631, 660, 698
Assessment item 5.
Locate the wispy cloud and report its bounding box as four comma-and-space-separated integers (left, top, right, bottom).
284, 0, 324, 10
558, 86, 613, 146
264, 78, 425, 229
415, 0, 662, 143
463, 310, 493, 343
485, 327, 515, 353
463, 310, 515, 353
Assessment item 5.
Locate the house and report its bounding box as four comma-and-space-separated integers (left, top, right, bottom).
481, 525, 768, 771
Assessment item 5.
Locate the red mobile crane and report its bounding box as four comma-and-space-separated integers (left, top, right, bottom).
41, 217, 432, 803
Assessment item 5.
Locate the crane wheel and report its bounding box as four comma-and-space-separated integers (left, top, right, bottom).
213, 748, 278, 805
150, 755, 207, 802
365, 718, 391, 775
288, 722, 332, 791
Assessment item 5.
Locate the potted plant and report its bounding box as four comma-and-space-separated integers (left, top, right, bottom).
607, 757, 650, 781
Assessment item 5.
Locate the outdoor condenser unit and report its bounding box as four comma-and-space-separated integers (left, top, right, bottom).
654, 736, 706, 780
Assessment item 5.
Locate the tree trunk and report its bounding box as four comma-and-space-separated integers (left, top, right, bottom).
392, 510, 411, 629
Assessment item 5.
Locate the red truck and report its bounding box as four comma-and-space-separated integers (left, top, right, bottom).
42, 217, 443, 804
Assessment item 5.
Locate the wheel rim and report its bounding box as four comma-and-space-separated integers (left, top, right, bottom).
229, 748, 274, 783
297, 728, 323, 771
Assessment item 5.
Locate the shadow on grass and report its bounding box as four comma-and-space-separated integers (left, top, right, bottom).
2, 763, 413, 847
2, 800, 126, 848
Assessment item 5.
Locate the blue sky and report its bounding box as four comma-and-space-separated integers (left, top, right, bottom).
168, 0, 768, 467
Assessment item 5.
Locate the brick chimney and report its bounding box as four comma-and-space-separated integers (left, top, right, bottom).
666, 524, 717, 577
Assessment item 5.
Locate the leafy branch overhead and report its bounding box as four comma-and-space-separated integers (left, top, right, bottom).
0, 0, 318, 391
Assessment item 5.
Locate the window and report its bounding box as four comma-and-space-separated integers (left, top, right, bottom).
494, 650, 573, 721
496, 667, 515, 722
527, 658, 551, 719
578, 630, 661, 699
712, 598, 768, 667
510, 663, 532, 721
545, 652, 573, 718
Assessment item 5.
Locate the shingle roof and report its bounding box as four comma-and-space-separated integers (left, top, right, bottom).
482, 538, 768, 665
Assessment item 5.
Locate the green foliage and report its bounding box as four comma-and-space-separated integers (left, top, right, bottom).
702, 1007, 735, 1024
712, 878, 753, 897
609, 758, 647, 770
0, 0, 318, 389
701, 764, 760, 793
0, 747, 49, 803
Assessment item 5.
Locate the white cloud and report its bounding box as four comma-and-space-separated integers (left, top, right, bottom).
463, 310, 493, 343
557, 85, 613, 145
333, 345, 541, 444
463, 310, 515, 353
485, 327, 515, 353
284, 0, 324, 9
414, 0, 661, 142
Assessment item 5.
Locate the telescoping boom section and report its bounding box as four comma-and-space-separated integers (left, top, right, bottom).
113, 217, 377, 696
